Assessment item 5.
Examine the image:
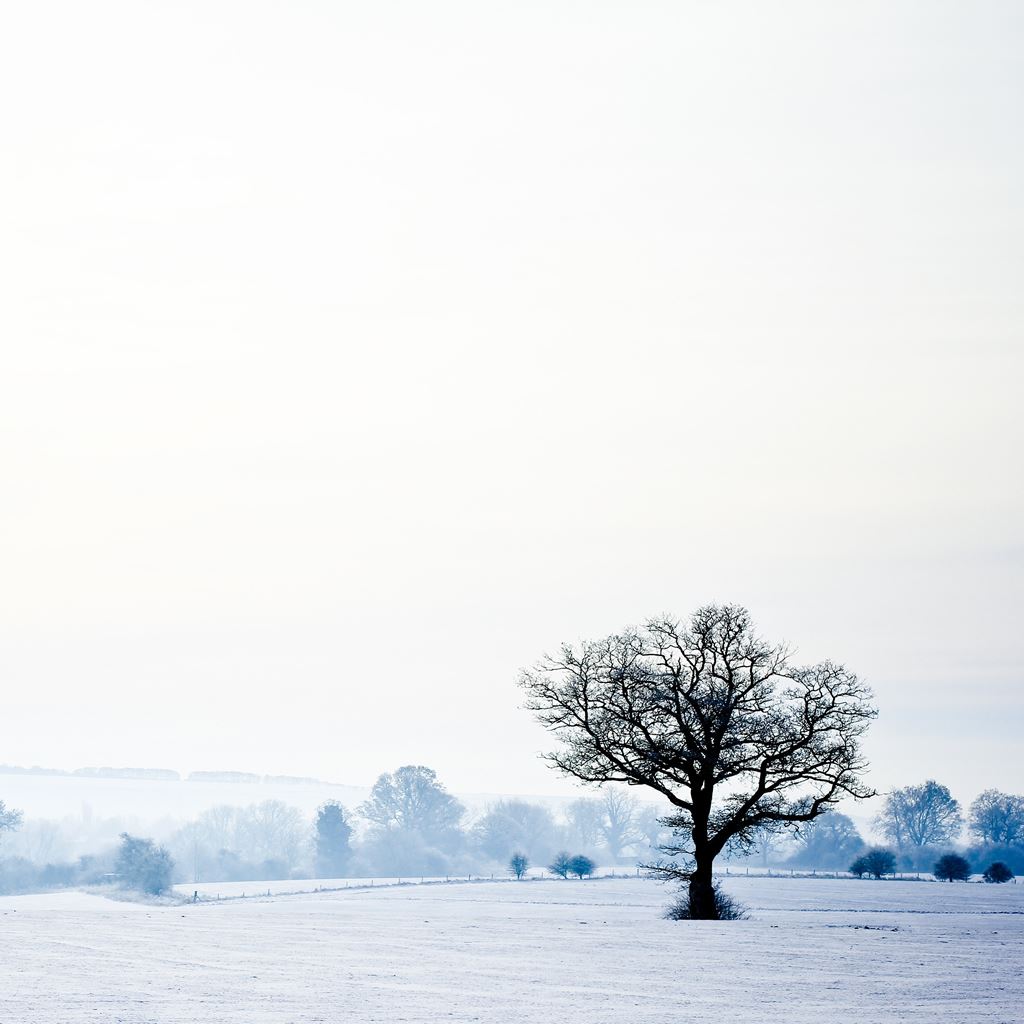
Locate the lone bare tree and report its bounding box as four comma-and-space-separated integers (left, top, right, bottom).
520, 604, 876, 919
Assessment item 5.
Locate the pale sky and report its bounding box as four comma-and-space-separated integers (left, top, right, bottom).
1, 1, 1021, 810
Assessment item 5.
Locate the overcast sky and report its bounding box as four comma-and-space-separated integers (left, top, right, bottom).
1, 1, 1021, 808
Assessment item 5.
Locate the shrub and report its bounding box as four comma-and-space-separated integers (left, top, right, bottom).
509, 852, 529, 879
0, 858, 83, 894
665, 884, 747, 921
568, 854, 595, 879
983, 862, 1013, 884
115, 833, 174, 895
934, 853, 971, 882
548, 851, 572, 878
851, 848, 895, 879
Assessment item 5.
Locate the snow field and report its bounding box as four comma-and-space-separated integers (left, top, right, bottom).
2, 877, 1022, 1023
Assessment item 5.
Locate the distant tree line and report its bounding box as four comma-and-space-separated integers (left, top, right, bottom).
1, 766, 670, 894
768, 782, 1020, 885
3, 770, 1021, 896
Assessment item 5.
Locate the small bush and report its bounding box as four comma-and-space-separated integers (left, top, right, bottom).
548, 851, 572, 878
934, 853, 971, 882
509, 852, 529, 879
665, 883, 747, 921
568, 854, 595, 879
851, 848, 896, 879
983, 861, 1014, 884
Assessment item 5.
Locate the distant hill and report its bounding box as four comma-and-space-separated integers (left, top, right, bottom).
186, 770, 261, 784
73, 767, 181, 781
0, 763, 337, 787
1, 764, 181, 781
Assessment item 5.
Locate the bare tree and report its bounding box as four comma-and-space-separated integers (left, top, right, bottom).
969, 790, 1024, 846
509, 851, 529, 879
564, 798, 604, 850
548, 851, 572, 878
7, 819, 65, 864
726, 825, 788, 867
634, 803, 672, 859
242, 800, 305, 866
788, 811, 865, 870
875, 780, 962, 852
475, 800, 557, 864
520, 604, 876, 919
600, 789, 642, 861
192, 805, 246, 855
166, 802, 307, 882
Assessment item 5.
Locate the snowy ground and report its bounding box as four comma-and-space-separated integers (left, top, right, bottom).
2, 876, 1022, 1023
171, 867, 634, 899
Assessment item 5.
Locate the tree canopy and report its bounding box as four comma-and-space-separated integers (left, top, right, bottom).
521, 604, 876, 918
969, 790, 1024, 846
875, 780, 962, 850
360, 765, 464, 843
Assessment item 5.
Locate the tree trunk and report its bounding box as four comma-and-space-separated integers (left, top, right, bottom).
688, 857, 718, 920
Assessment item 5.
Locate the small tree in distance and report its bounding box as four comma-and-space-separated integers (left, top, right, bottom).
314, 801, 353, 878
548, 852, 572, 878
0, 800, 22, 847
875, 781, 962, 855
509, 852, 529, 879
850, 848, 895, 879
969, 790, 1024, 846
983, 862, 1013, 884
359, 765, 465, 843
934, 853, 971, 882
568, 854, 596, 879
115, 833, 174, 895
